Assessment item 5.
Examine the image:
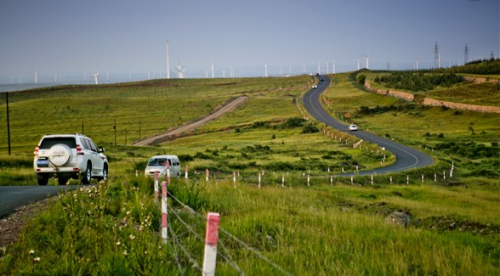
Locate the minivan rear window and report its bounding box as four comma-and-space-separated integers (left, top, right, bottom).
148, 158, 171, 166
39, 137, 77, 149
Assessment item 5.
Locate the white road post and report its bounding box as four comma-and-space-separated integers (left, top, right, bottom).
185, 165, 188, 181
282, 173, 285, 188
307, 174, 310, 187
258, 172, 261, 189
330, 174, 333, 186
233, 172, 236, 189
202, 212, 220, 276
350, 175, 353, 185
206, 169, 209, 183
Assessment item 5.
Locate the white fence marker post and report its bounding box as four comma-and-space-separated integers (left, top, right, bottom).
233, 172, 236, 189
421, 174, 424, 183
434, 172, 437, 182
258, 172, 261, 189
202, 212, 220, 276
407, 175, 410, 185
185, 165, 188, 181
350, 175, 353, 185
330, 174, 333, 185
282, 173, 285, 188
161, 181, 168, 244
443, 170, 446, 180
307, 174, 310, 187
206, 169, 209, 183
371, 174, 374, 185
390, 175, 393, 184
135, 170, 138, 177
154, 171, 159, 201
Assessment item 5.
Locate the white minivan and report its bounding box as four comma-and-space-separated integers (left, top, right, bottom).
144, 155, 181, 177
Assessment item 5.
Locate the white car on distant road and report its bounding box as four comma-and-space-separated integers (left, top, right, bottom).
348, 124, 358, 131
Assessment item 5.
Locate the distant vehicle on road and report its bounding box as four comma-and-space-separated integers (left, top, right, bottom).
312, 84, 318, 88
34, 133, 108, 185
320, 77, 325, 81
145, 155, 181, 177
348, 124, 358, 131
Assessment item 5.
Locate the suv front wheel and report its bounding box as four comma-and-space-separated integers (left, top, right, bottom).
81, 163, 92, 184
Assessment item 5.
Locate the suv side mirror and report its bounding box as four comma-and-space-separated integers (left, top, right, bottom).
99, 147, 105, 153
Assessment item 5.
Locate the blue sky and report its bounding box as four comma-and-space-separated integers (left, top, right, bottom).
0, 0, 498, 83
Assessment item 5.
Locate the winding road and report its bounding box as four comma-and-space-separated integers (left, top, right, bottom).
303, 76, 434, 175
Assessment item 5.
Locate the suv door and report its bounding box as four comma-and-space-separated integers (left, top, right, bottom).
86, 138, 104, 176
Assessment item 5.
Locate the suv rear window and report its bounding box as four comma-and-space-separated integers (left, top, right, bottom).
39, 137, 77, 149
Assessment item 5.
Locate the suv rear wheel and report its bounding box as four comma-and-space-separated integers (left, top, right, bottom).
37, 177, 48, 186
81, 163, 92, 184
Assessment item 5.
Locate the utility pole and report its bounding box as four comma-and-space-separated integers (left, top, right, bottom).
434, 42, 440, 69
5, 92, 11, 155
114, 119, 117, 146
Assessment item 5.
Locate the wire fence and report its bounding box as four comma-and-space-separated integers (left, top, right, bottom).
155, 176, 295, 276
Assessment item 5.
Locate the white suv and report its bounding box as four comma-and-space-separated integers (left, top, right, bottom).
34, 133, 109, 185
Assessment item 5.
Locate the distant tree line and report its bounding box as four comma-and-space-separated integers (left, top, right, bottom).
374, 72, 464, 91
443, 59, 500, 75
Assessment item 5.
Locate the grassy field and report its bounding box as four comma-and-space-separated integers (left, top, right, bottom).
0, 68, 499, 275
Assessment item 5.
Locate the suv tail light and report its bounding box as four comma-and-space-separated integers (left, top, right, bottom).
76, 144, 84, 155
34, 146, 39, 156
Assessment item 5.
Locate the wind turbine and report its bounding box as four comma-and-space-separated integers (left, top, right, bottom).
210, 59, 215, 78
357, 60, 360, 70
363, 54, 370, 69
264, 60, 268, 77
93, 65, 99, 85
333, 60, 336, 74
175, 58, 187, 79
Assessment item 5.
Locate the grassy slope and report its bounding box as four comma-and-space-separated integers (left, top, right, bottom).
0, 73, 499, 275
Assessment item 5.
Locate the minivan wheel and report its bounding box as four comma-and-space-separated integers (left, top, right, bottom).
81, 163, 92, 184
37, 177, 48, 186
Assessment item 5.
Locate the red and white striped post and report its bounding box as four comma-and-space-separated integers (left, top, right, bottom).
185, 165, 189, 181
161, 181, 168, 243
166, 162, 171, 184
202, 212, 220, 276
154, 171, 159, 201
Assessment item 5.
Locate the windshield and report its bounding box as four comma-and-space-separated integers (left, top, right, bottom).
147, 158, 171, 166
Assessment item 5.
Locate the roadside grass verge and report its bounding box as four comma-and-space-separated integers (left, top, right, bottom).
1, 177, 498, 275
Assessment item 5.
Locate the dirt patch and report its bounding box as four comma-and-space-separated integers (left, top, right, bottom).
133, 96, 248, 146
0, 197, 57, 254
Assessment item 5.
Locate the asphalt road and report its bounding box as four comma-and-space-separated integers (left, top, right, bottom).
303, 76, 434, 176
0, 185, 80, 219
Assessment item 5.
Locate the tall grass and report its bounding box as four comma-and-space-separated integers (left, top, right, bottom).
2, 177, 498, 275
